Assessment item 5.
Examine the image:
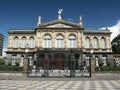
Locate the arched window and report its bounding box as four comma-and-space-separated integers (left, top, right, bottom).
56, 34, 64, 48
21, 37, 26, 48
29, 37, 34, 48
44, 34, 51, 48
68, 35, 76, 48
93, 37, 98, 48
101, 37, 106, 48
13, 37, 18, 48
85, 37, 90, 48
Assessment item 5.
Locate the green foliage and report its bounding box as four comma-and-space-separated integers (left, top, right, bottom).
107, 62, 112, 66
99, 60, 104, 67
33, 61, 36, 65
95, 67, 100, 71
7, 62, 11, 66
95, 66, 120, 71
111, 34, 120, 54
0, 59, 5, 65
0, 66, 23, 71
15, 62, 19, 66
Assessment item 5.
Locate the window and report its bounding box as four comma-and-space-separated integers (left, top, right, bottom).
13, 37, 18, 48
101, 37, 106, 48
56, 34, 64, 48
12, 57, 16, 65
85, 57, 90, 66
20, 57, 24, 67
44, 34, 51, 48
21, 37, 26, 48
85, 37, 90, 48
68, 35, 76, 48
93, 37, 98, 48
29, 37, 34, 48
102, 56, 107, 66
29, 57, 33, 66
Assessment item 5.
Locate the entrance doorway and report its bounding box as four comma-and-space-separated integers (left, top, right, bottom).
55, 55, 64, 70
28, 49, 90, 77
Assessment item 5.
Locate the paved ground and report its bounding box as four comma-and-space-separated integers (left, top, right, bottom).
0, 79, 120, 90
0, 72, 120, 90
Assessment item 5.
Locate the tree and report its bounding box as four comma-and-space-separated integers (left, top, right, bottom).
111, 34, 120, 54
0, 59, 5, 65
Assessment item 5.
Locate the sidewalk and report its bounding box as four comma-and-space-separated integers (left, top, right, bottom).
0, 79, 120, 90
0, 72, 120, 90
0, 72, 120, 80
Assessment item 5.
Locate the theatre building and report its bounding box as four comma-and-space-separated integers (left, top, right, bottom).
0, 33, 4, 56
6, 10, 113, 77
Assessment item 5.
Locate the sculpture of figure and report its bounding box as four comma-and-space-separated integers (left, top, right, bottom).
37, 16, 41, 26
58, 8, 63, 20
58, 8, 63, 15
38, 16, 41, 23
79, 16, 82, 21
79, 16, 83, 26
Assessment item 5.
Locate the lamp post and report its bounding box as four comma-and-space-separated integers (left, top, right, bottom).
23, 44, 29, 77
70, 50, 75, 77
89, 49, 93, 77
44, 51, 49, 77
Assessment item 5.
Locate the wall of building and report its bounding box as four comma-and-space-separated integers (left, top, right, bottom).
0, 34, 4, 56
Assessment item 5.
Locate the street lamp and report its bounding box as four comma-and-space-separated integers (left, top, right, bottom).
23, 44, 29, 77
89, 49, 93, 77
43, 50, 49, 77
70, 50, 75, 77
25, 48, 29, 54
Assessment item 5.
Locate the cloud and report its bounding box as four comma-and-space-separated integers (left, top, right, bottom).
66, 18, 73, 22
2, 48, 7, 57
99, 20, 120, 41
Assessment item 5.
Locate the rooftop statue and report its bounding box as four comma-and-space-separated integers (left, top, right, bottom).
37, 16, 41, 26
79, 16, 83, 27
58, 8, 63, 20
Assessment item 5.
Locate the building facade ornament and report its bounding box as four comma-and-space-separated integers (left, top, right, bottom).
6, 12, 113, 71
37, 16, 41, 26
79, 16, 83, 27
58, 8, 63, 20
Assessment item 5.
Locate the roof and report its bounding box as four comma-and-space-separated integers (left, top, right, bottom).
8, 29, 35, 34
84, 29, 111, 34
36, 19, 83, 29
7, 19, 111, 34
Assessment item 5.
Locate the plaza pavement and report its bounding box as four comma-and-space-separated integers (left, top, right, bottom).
0, 72, 120, 90
0, 79, 120, 90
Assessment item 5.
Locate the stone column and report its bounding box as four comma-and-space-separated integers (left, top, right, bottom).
65, 31, 67, 49
106, 36, 109, 51
52, 31, 55, 48
81, 32, 84, 48
70, 52, 75, 77
91, 57, 95, 73
98, 36, 101, 51
39, 31, 42, 48
90, 35, 93, 48
44, 52, 49, 77
23, 57, 28, 77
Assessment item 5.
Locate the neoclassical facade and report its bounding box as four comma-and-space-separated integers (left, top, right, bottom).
0, 33, 4, 56
6, 13, 112, 68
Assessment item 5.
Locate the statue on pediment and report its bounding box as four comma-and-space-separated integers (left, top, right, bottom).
37, 16, 41, 26
58, 8, 63, 20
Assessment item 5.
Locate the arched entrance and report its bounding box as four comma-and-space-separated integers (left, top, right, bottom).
55, 55, 64, 70
28, 49, 90, 77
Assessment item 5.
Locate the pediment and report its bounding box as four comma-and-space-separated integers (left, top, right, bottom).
37, 20, 82, 29
46, 23, 72, 28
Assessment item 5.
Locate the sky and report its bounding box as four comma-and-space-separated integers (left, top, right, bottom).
0, 0, 120, 55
